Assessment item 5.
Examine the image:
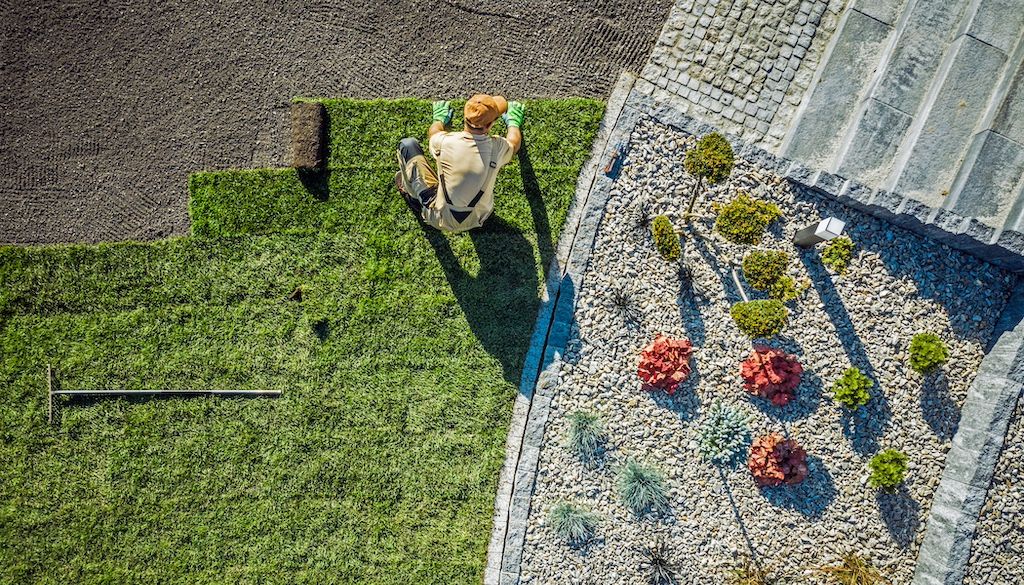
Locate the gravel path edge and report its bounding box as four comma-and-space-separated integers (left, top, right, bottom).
485, 72, 641, 585
912, 281, 1024, 585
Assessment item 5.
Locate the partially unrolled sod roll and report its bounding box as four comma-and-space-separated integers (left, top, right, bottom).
290, 102, 326, 169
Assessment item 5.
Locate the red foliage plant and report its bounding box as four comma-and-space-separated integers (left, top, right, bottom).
637, 334, 694, 395
748, 433, 808, 487
740, 345, 803, 406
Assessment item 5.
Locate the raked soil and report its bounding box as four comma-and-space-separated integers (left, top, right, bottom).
0, 0, 672, 243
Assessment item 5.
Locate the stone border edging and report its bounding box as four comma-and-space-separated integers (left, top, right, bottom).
912, 280, 1024, 585
485, 71, 641, 585
622, 91, 1024, 273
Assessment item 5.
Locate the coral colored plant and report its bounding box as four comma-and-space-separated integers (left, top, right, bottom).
748, 433, 808, 487
638, 334, 694, 395
740, 345, 803, 406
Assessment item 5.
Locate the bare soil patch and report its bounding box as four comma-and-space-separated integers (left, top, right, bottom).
0, 0, 672, 243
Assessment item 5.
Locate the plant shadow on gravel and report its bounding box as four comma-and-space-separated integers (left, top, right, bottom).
799, 250, 892, 455
759, 455, 836, 518
676, 269, 707, 346
876, 486, 921, 549
718, 468, 767, 570
920, 371, 960, 440
647, 366, 702, 422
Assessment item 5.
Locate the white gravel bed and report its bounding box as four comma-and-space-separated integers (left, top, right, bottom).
518, 118, 1015, 584
963, 397, 1024, 585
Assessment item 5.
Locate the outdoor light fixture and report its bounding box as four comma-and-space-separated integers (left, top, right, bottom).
793, 216, 845, 247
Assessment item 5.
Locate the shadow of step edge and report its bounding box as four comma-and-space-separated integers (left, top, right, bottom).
912, 281, 1024, 585
290, 101, 326, 170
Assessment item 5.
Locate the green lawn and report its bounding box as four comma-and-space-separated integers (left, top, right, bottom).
0, 98, 603, 584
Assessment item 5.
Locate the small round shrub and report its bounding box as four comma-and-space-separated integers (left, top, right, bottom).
748, 433, 808, 487
868, 449, 908, 491
832, 367, 873, 409
714, 193, 782, 245
740, 345, 803, 406
638, 334, 694, 395
910, 332, 949, 374
618, 459, 669, 514
742, 250, 797, 301
821, 236, 855, 274
651, 215, 681, 262
566, 410, 604, 467
548, 502, 599, 545
698, 402, 751, 467
684, 132, 735, 187
730, 300, 788, 338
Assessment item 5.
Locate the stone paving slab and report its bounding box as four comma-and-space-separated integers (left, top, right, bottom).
636, 0, 846, 149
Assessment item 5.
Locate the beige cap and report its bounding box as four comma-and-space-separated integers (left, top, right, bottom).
464, 94, 508, 128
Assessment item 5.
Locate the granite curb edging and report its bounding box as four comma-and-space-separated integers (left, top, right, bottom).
485, 72, 641, 585
912, 281, 1024, 585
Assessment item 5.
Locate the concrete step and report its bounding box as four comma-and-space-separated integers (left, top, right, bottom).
780, 7, 897, 169
947, 55, 1024, 227
836, 0, 973, 184
890, 35, 1008, 207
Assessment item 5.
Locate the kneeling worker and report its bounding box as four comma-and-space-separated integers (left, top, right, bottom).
396, 94, 525, 232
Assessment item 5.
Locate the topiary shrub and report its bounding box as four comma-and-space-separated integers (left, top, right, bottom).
821, 236, 855, 274
714, 193, 782, 245
548, 502, 599, 545
742, 250, 798, 301
565, 410, 605, 468
740, 345, 803, 406
618, 459, 669, 514
832, 367, 873, 409
868, 449, 908, 491
748, 433, 808, 487
730, 300, 788, 338
909, 332, 949, 374
638, 334, 694, 395
742, 250, 788, 290
698, 402, 751, 467
651, 215, 681, 262
684, 132, 735, 215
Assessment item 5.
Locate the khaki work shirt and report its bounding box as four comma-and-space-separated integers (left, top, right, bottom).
425, 131, 515, 232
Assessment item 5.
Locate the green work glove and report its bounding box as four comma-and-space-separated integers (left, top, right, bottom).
432, 100, 453, 126
502, 101, 525, 128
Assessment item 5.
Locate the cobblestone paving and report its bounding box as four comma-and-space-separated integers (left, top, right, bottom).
636, 0, 847, 148
963, 395, 1024, 585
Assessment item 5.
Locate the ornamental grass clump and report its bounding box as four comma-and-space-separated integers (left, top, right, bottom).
638, 334, 694, 395
730, 300, 788, 338
868, 449, 908, 491
832, 367, 873, 409
618, 459, 669, 514
815, 553, 889, 585
638, 539, 679, 585
821, 236, 855, 274
566, 410, 605, 467
909, 332, 949, 374
549, 502, 599, 545
651, 215, 681, 262
748, 433, 808, 487
740, 346, 803, 406
698, 402, 751, 467
714, 193, 782, 245
742, 250, 797, 302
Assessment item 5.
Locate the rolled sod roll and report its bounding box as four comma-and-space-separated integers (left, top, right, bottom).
290, 102, 326, 169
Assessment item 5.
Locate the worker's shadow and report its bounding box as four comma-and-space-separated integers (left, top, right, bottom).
419, 144, 556, 385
